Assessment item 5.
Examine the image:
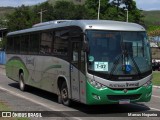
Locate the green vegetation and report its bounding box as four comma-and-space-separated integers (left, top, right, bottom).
152, 72, 160, 86
0, 100, 10, 111
0, 101, 29, 120
0, 7, 14, 28
0, 1, 160, 28
0, 0, 160, 46
48, 0, 85, 5
0, 7, 14, 19
0, 0, 143, 31
143, 10, 160, 26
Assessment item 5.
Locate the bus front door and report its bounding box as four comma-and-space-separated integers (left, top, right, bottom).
70, 41, 81, 101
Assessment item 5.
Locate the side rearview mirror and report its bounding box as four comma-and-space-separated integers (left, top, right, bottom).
83, 41, 89, 52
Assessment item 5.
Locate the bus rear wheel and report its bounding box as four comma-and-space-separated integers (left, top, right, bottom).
19, 73, 26, 91
60, 82, 70, 106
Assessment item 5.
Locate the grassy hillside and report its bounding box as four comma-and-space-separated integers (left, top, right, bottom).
0, 7, 15, 19
143, 10, 160, 26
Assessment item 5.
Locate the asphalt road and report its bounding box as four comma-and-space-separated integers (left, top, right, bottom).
0, 67, 160, 120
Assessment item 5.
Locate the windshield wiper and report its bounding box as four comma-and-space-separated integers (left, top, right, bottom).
128, 53, 142, 78
108, 53, 122, 79
109, 50, 142, 80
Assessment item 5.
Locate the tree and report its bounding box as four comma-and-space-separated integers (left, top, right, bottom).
85, 0, 110, 19
111, 0, 121, 12
5, 0, 144, 31
33, 2, 55, 23
74, 5, 88, 19
6, 5, 35, 31
84, 0, 143, 23
0, 37, 6, 50
53, 1, 76, 20
0, 19, 7, 28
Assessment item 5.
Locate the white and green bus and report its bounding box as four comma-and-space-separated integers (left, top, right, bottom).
6, 20, 152, 106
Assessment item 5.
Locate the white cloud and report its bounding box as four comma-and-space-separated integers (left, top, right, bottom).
134, 0, 160, 10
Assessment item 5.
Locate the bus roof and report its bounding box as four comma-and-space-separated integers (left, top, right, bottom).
7, 20, 145, 36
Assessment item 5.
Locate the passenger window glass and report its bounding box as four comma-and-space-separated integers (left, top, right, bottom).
30, 34, 40, 54
40, 31, 53, 55
14, 36, 20, 53
21, 35, 29, 54
53, 30, 69, 56
7, 37, 14, 53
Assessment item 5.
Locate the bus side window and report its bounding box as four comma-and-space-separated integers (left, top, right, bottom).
7, 37, 14, 53
40, 31, 52, 55
53, 30, 69, 59
30, 33, 40, 54
14, 36, 20, 54
20, 35, 29, 54
72, 43, 78, 62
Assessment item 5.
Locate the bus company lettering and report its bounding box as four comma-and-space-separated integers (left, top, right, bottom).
109, 83, 125, 88
126, 82, 139, 87
26, 57, 35, 66
109, 82, 139, 88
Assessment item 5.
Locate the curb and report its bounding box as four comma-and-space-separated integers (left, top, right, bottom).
153, 85, 160, 89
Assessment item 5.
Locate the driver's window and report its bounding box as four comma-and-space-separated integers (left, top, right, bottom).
72, 42, 79, 68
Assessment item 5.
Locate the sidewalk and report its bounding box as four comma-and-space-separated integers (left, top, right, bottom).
0, 64, 5, 75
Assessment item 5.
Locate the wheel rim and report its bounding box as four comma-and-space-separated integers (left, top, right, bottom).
20, 74, 24, 90
61, 88, 68, 102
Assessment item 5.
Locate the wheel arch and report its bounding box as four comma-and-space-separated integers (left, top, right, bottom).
19, 69, 24, 76
57, 75, 71, 98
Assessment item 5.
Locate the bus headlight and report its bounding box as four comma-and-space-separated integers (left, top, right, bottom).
143, 80, 152, 87
88, 79, 106, 89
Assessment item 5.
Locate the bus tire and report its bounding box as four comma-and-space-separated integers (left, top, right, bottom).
58, 93, 62, 104
19, 72, 26, 91
60, 82, 70, 106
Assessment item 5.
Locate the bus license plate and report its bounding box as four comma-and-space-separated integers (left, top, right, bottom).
119, 99, 130, 104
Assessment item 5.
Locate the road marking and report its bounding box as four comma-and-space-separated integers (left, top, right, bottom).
152, 95, 160, 99
0, 86, 60, 111
149, 107, 160, 111
0, 86, 82, 120
132, 103, 160, 111
1, 85, 160, 119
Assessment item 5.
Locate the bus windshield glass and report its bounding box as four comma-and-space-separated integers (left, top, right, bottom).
86, 30, 151, 76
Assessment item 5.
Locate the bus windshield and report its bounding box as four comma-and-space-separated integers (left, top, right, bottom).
86, 30, 152, 76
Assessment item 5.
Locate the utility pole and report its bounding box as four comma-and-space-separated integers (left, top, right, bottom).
126, 9, 128, 22
38, 9, 47, 23
124, 8, 128, 22
97, 0, 101, 20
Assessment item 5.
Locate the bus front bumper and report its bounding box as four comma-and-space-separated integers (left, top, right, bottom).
86, 82, 152, 105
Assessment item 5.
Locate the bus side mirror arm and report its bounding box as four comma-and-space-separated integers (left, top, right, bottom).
83, 41, 89, 52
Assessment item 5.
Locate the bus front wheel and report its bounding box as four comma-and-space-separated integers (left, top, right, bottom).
19, 73, 26, 91
60, 82, 70, 106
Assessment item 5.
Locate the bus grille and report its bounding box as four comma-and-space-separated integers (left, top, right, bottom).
109, 87, 139, 91
107, 94, 141, 101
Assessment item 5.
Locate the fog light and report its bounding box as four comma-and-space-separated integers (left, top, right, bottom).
92, 93, 101, 100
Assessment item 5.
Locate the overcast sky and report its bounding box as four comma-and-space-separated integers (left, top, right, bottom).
0, 0, 47, 7
135, 0, 160, 11
0, 0, 159, 11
